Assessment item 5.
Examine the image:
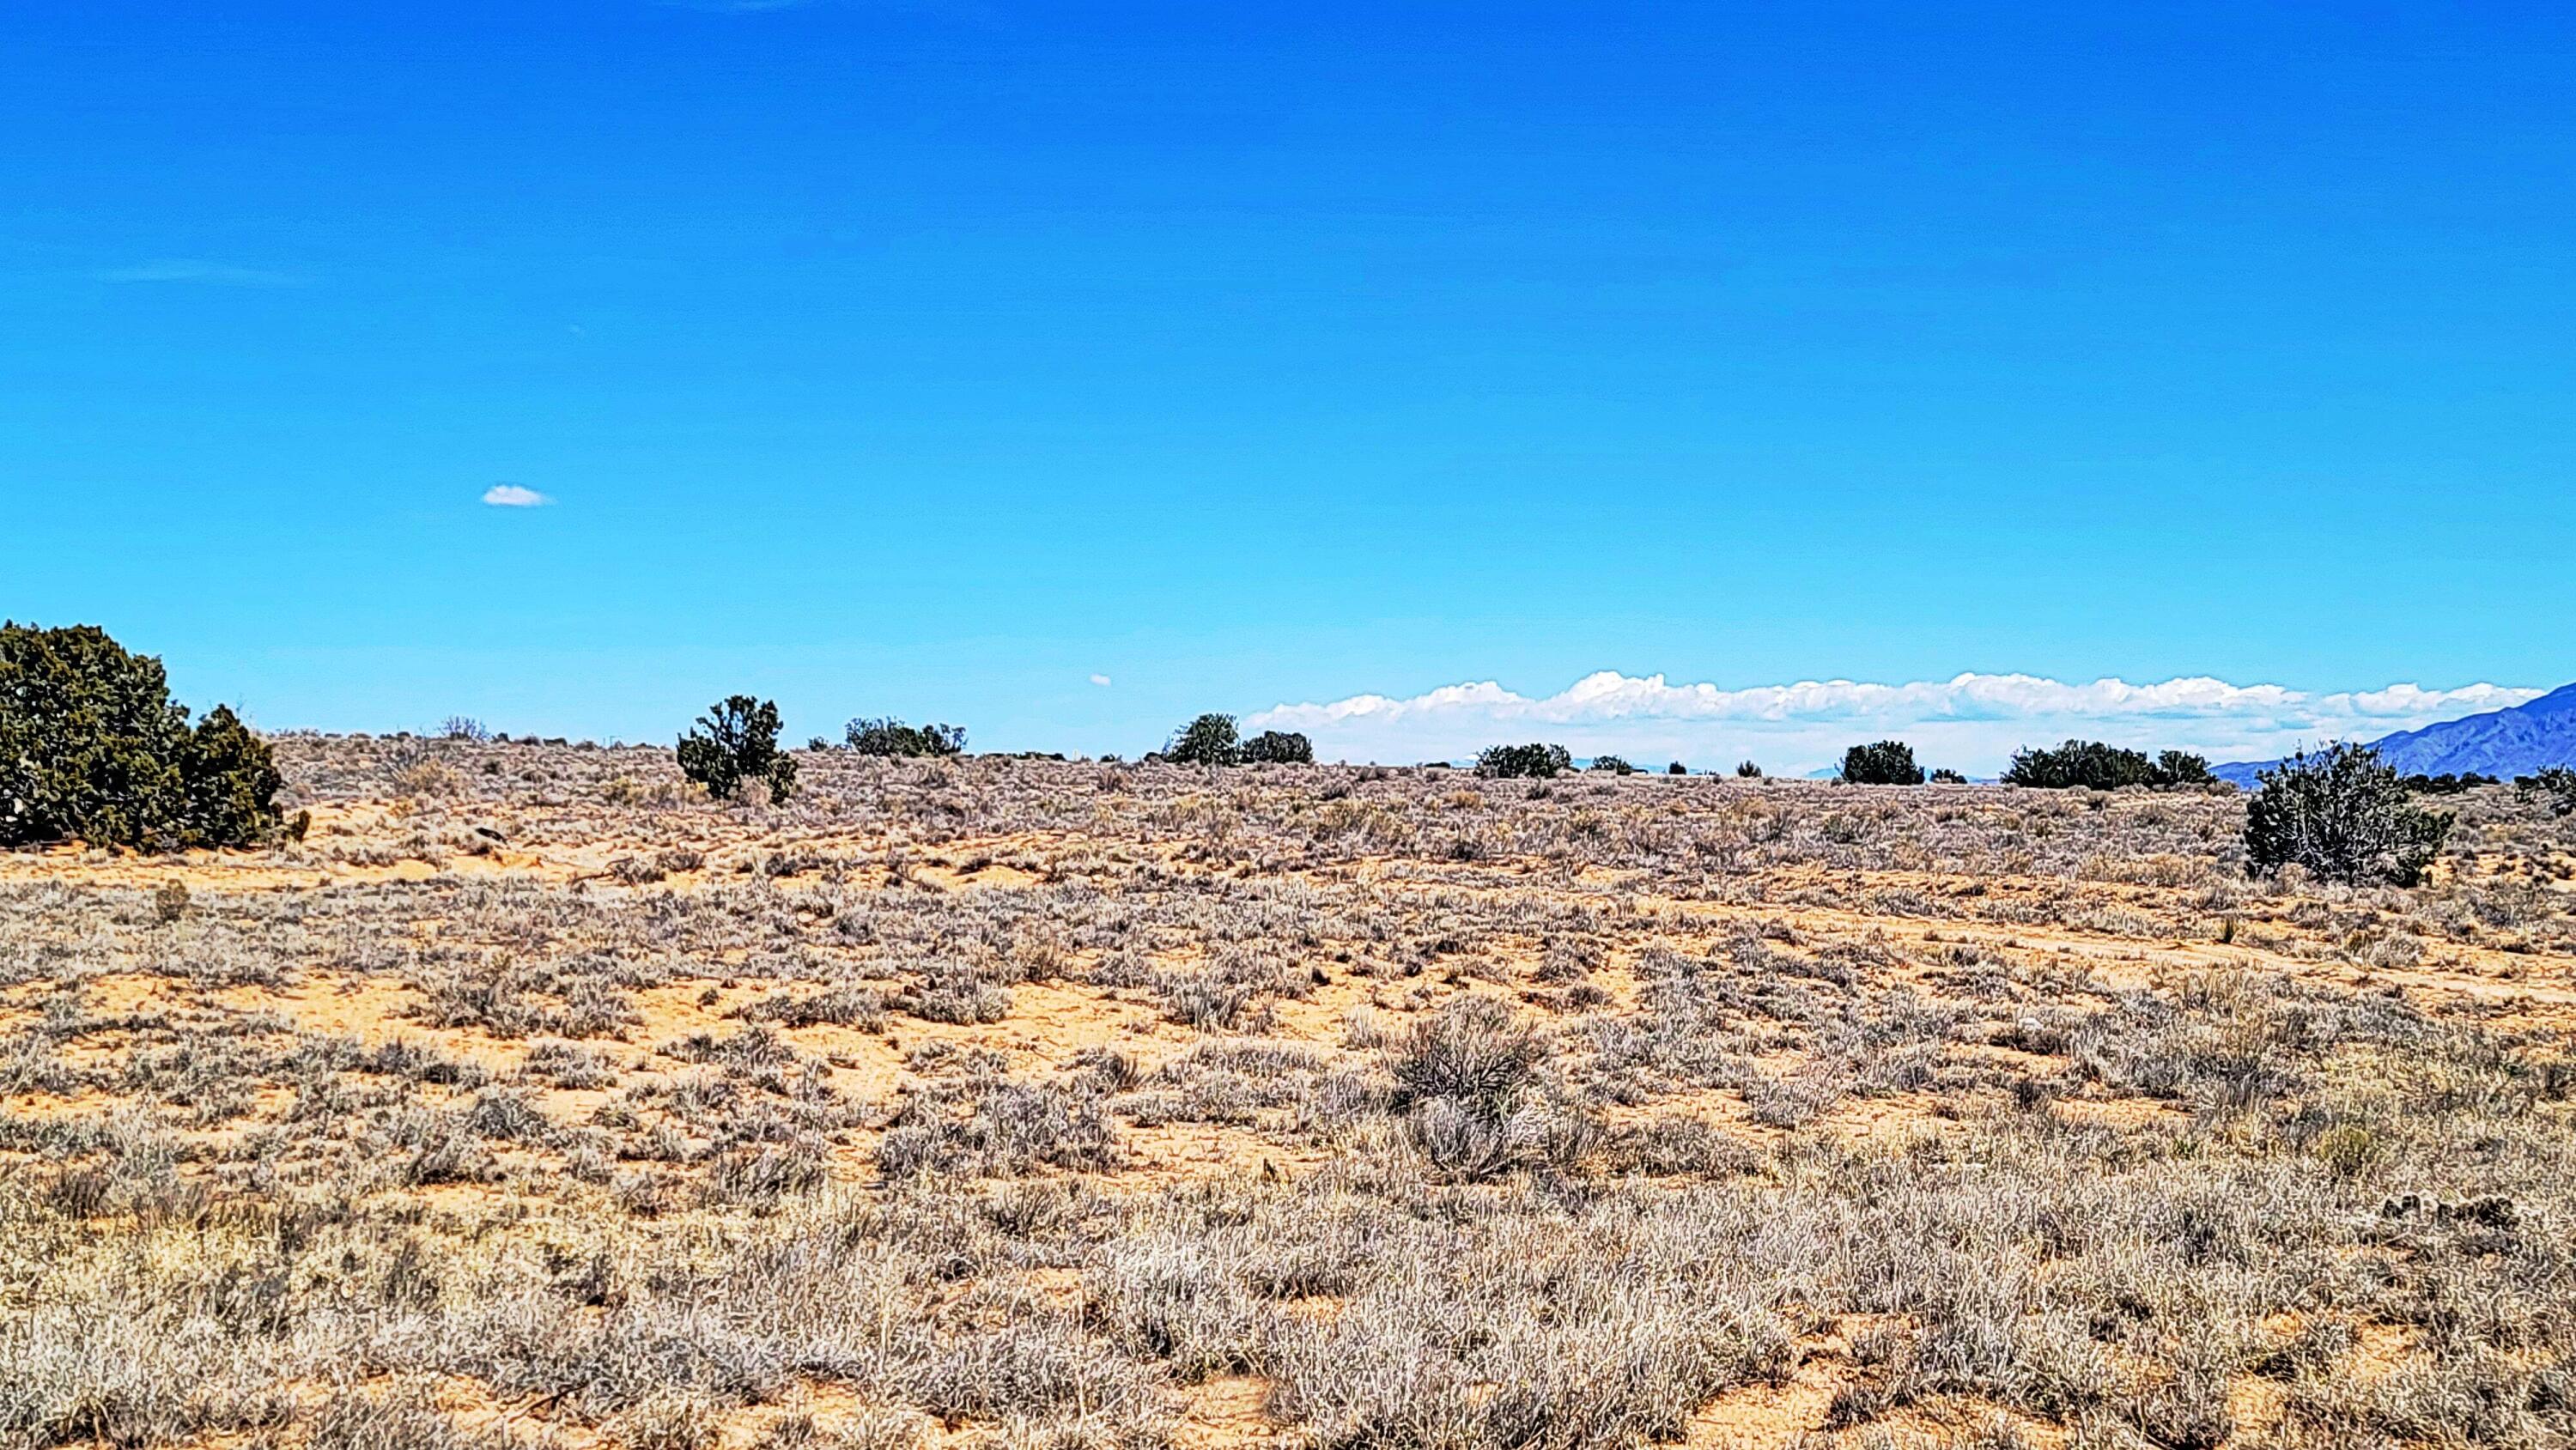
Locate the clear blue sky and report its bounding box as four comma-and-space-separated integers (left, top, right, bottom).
9, 3, 2573, 760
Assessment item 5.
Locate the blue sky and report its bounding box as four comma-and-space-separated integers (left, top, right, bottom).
8, 3, 2573, 771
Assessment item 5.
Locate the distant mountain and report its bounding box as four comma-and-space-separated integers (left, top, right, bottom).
2214, 682, 2576, 786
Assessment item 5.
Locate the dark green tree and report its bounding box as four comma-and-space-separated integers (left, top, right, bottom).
1239, 730, 1314, 764
0, 622, 283, 850
1840, 740, 1923, 785
1589, 754, 1634, 775
2154, 750, 2217, 788
1735, 761, 1763, 779
2245, 743, 2451, 886
1929, 767, 1967, 784
845, 717, 967, 757
1166, 713, 1242, 766
177, 707, 284, 846
678, 695, 798, 802
2403, 772, 2497, 795
2004, 740, 2155, 790
1474, 743, 1573, 779
2005, 740, 2218, 791
1668, 761, 1687, 775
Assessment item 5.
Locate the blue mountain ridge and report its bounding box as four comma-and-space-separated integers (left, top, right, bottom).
2212, 681, 2576, 787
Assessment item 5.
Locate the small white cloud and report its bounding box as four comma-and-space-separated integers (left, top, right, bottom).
481, 484, 552, 507
1090, 674, 1113, 688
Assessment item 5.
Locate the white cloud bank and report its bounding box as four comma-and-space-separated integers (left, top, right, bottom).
481, 484, 552, 507
1243, 672, 2544, 775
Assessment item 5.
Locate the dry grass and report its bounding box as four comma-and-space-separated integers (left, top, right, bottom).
2, 737, 2572, 1449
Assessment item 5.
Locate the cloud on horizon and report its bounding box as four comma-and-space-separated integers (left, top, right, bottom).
481, 484, 552, 507
1244, 671, 2546, 775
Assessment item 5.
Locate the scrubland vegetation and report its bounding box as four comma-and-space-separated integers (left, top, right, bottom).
844, 719, 969, 759
2, 730, 2573, 1449
2003, 743, 2216, 793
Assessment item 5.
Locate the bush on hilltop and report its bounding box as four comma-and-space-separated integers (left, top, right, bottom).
1240, 730, 1314, 765
1166, 713, 1242, 767
2004, 739, 2217, 791
845, 717, 967, 757
1476, 743, 1573, 780
678, 695, 798, 802
1839, 741, 1923, 786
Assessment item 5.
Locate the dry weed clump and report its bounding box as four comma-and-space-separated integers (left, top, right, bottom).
0, 737, 2568, 1448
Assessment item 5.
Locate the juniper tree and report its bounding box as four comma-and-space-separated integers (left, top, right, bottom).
678, 695, 798, 802
1239, 730, 1313, 765
845, 717, 967, 757
1165, 713, 1242, 767
2245, 743, 2451, 886
0, 622, 283, 850
1839, 740, 1923, 785
2004, 740, 2219, 791
1475, 743, 1573, 779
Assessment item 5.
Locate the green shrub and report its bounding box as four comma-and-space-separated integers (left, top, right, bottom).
2015, 740, 2154, 790
2397, 771, 2496, 795
677, 695, 798, 802
843, 717, 966, 757
2519, 767, 2576, 816
1474, 743, 1572, 779
1239, 729, 1313, 764
1839, 740, 1923, 785
1667, 761, 1687, 775
1735, 761, 1762, 779
0, 622, 283, 851
2005, 739, 2216, 791
2314, 1123, 2383, 1179
2155, 749, 2217, 787
1165, 713, 1241, 766
1589, 754, 1634, 775
1929, 767, 1967, 784
179, 706, 285, 846
2245, 743, 2451, 886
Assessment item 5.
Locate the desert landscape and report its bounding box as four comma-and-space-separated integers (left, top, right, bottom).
5, 734, 2571, 1450
21, 3, 2576, 1447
